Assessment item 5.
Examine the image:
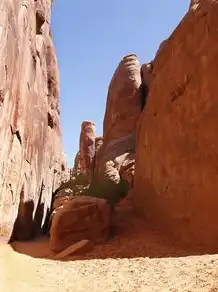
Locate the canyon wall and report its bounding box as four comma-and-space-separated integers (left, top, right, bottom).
134, 0, 218, 249
0, 0, 65, 240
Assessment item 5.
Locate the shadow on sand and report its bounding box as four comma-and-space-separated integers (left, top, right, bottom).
9, 207, 218, 262
8, 183, 51, 252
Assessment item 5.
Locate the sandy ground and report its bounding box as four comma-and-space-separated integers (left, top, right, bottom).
1, 203, 218, 292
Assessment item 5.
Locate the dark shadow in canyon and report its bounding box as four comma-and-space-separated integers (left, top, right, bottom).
140, 75, 149, 111
9, 208, 218, 262
9, 182, 50, 243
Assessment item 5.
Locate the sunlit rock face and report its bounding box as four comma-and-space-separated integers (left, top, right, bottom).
79, 121, 96, 176
91, 54, 144, 205
0, 0, 66, 240
134, 0, 218, 250
189, 0, 201, 10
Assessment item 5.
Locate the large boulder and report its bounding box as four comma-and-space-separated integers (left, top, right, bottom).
0, 0, 65, 240
134, 0, 218, 250
49, 196, 111, 252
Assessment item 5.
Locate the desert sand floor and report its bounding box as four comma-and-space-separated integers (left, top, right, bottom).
1, 205, 218, 292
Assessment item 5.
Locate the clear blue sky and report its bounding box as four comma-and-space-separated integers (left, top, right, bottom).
51, 0, 190, 167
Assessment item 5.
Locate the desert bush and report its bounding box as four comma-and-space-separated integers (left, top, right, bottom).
88, 179, 130, 208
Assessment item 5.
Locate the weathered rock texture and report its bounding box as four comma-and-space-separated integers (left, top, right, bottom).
50, 196, 111, 252
73, 151, 81, 176
189, 0, 201, 10
0, 0, 65, 240
134, 0, 218, 250
95, 137, 104, 153
91, 54, 144, 204
80, 121, 96, 175
103, 54, 142, 144
119, 153, 135, 188
140, 63, 153, 108
73, 121, 96, 178
54, 239, 94, 259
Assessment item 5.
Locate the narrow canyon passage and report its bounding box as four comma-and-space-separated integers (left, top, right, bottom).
1, 202, 218, 292
1, 1, 218, 291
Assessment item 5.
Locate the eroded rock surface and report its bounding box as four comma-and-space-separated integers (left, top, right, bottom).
103, 54, 142, 144
91, 54, 145, 204
50, 196, 111, 252
119, 153, 135, 188
73, 151, 81, 176
134, 0, 218, 250
79, 121, 96, 176
0, 0, 65, 240
189, 0, 201, 10
54, 239, 94, 259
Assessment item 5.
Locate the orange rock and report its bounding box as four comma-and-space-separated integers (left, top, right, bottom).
52, 194, 71, 211
50, 196, 111, 252
73, 151, 82, 176
119, 153, 135, 188
0, 0, 65, 240
189, 0, 201, 11
54, 239, 94, 260
103, 54, 142, 144
115, 189, 133, 212
134, 0, 218, 250
92, 55, 149, 204
79, 121, 96, 176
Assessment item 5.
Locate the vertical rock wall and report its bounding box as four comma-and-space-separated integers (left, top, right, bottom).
134, 0, 218, 250
0, 0, 65, 240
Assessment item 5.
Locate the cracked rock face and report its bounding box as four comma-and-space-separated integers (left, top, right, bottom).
0, 0, 65, 240
134, 0, 218, 250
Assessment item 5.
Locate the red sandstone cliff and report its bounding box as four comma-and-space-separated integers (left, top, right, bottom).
0, 0, 65, 240
79, 121, 96, 177
73, 121, 97, 180
134, 0, 218, 250
91, 54, 145, 204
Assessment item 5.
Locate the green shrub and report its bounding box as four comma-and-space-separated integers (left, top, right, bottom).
55, 173, 90, 198
88, 179, 130, 208
55, 172, 130, 208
